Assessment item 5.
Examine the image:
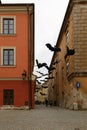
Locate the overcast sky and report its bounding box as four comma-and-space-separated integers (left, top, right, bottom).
2, 0, 69, 78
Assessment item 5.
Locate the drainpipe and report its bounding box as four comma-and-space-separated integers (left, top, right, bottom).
27, 5, 32, 109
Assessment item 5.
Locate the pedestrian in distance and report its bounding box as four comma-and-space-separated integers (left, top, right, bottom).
45, 98, 48, 107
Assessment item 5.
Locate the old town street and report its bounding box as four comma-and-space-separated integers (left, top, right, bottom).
0, 105, 87, 130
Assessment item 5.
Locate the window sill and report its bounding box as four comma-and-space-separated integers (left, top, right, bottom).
0, 65, 16, 68
0, 34, 16, 37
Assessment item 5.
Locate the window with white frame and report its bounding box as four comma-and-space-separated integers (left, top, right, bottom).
1, 16, 16, 35
1, 47, 16, 66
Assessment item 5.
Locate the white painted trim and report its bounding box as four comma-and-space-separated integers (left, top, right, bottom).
0, 78, 29, 81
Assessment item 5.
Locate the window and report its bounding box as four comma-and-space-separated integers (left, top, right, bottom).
66, 61, 70, 75
1, 16, 16, 35
62, 67, 64, 79
3, 18, 14, 34
3, 49, 14, 65
65, 31, 69, 46
1, 47, 16, 66
65, 21, 69, 46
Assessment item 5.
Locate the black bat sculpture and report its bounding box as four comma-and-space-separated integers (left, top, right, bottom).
67, 46, 75, 55
36, 80, 41, 84
40, 79, 47, 82
65, 46, 75, 59
45, 76, 54, 79
37, 76, 43, 79
36, 71, 44, 75
36, 59, 47, 69
36, 71, 50, 77
46, 43, 61, 52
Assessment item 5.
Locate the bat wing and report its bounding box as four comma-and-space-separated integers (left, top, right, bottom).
36, 59, 39, 66
46, 43, 54, 51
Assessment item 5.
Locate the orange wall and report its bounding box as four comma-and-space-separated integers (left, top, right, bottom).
0, 80, 29, 106
31, 80, 35, 109
0, 13, 29, 78
0, 80, 35, 108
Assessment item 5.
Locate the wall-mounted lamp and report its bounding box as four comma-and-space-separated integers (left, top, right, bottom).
22, 70, 27, 80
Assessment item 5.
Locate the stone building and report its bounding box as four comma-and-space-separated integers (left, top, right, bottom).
48, 0, 87, 109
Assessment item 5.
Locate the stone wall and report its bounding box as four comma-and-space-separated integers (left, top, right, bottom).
73, 4, 87, 72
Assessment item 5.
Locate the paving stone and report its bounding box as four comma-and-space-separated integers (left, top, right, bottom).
0, 105, 87, 130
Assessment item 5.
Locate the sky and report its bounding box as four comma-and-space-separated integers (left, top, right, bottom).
2, 0, 69, 79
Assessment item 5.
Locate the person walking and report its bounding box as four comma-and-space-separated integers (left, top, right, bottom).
45, 98, 48, 107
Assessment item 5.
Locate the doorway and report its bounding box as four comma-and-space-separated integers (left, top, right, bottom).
3, 89, 14, 105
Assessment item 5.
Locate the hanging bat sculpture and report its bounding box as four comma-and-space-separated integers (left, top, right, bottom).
46, 43, 61, 52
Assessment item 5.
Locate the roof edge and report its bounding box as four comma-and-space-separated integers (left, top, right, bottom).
0, 3, 34, 6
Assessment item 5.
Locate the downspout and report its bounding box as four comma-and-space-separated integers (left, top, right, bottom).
27, 5, 32, 109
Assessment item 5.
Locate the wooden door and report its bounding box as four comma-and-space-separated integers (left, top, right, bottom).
3, 89, 14, 105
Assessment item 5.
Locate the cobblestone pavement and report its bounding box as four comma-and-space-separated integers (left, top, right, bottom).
0, 105, 87, 130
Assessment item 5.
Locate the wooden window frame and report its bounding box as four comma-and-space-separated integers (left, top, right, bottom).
3, 89, 14, 105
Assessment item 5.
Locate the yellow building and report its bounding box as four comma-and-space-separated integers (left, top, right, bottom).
35, 83, 48, 104
48, 0, 87, 109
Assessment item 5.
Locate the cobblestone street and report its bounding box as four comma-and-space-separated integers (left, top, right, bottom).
0, 105, 87, 130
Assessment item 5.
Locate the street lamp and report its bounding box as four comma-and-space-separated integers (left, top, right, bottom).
22, 70, 27, 80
